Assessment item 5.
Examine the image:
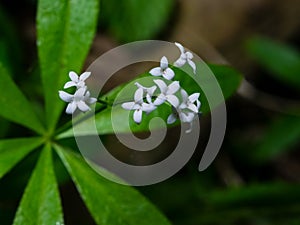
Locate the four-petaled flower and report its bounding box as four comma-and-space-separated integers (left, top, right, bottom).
153, 79, 180, 107
135, 82, 157, 98
174, 42, 196, 74
59, 87, 97, 114
179, 89, 201, 113
122, 88, 157, 124
64, 71, 91, 89
149, 56, 175, 80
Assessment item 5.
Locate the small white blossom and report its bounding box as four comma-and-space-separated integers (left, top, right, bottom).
179, 89, 201, 113
64, 71, 91, 89
121, 88, 156, 124
59, 87, 96, 114
149, 56, 175, 80
153, 79, 180, 107
174, 42, 196, 74
167, 107, 197, 133
134, 82, 157, 98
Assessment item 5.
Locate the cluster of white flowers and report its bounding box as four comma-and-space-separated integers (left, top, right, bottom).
59, 71, 97, 114
122, 42, 200, 133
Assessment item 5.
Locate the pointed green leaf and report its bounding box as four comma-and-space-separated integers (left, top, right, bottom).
0, 137, 44, 179
54, 145, 171, 225
13, 144, 64, 225
100, 0, 174, 42
246, 36, 300, 88
57, 64, 242, 138
37, 0, 99, 131
0, 63, 45, 134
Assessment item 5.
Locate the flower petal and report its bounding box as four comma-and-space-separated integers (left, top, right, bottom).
88, 97, 97, 104
187, 104, 199, 113
167, 81, 180, 95
142, 103, 156, 114
69, 71, 79, 82
186, 51, 193, 59
66, 101, 77, 114
122, 102, 136, 110
153, 79, 167, 93
134, 87, 144, 103
163, 68, 175, 80
153, 94, 166, 106
175, 42, 185, 54
80, 72, 91, 81
64, 81, 76, 89
133, 109, 142, 124
59, 91, 73, 102
149, 67, 162, 76
174, 57, 186, 67
181, 112, 195, 123
189, 93, 200, 103
160, 56, 168, 70
148, 86, 157, 96
167, 113, 177, 124
77, 100, 90, 112
180, 89, 188, 102
74, 87, 86, 98
188, 59, 196, 74
166, 95, 179, 108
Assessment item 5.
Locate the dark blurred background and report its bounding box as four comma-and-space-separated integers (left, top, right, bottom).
0, 0, 300, 224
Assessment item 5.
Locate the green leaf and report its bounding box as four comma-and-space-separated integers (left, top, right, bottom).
13, 144, 64, 225
100, 0, 174, 42
57, 64, 242, 138
0, 63, 45, 134
248, 115, 300, 163
54, 144, 171, 225
37, 0, 99, 131
246, 36, 300, 88
0, 137, 43, 179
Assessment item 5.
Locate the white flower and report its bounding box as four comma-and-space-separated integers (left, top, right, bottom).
174, 42, 196, 74
149, 56, 175, 80
134, 82, 157, 97
179, 89, 201, 113
167, 107, 197, 134
59, 87, 97, 114
64, 71, 91, 89
121, 88, 156, 124
153, 79, 180, 107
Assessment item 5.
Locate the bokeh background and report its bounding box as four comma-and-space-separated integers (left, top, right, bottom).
0, 0, 300, 224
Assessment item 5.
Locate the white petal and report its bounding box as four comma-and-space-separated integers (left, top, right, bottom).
175, 42, 185, 54
59, 91, 73, 102
66, 101, 77, 114
148, 86, 157, 96
188, 59, 196, 74
160, 56, 168, 70
186, 51, 193, 59
74, 87, 86, 99
188, 104, 199, 113
88, 97, 97, 104
122, 102, 136, 110
163, 68, 175, 80
77, 81, 86, 88
196, 99, 201, 109
153, 94, 166, 106
80, 72, 91, 81
77, 100, 90, 112
166, 95, 179, 108
133, 109, 142, 124
174, 57, 186, 67
181, 112, 195, 123
134, 88, 144, 103
64, 81, 76, 89
142, 103, 156, 113
179, 102, 188, 109
180, 89, 188, 102
153, 79, 167, 93
167, 113, 177, 124
167, 81, 180, 95
149, 67, 162, 76
189, 93, 200, 103
69, 71, 79, 82
146, 93, 152, 104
